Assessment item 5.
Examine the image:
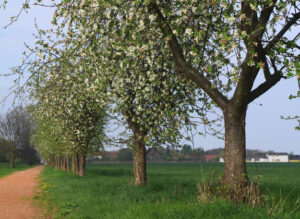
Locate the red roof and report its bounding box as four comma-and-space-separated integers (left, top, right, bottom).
205, 154, 218, 160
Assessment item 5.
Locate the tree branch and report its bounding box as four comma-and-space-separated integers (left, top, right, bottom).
241, 1, 258, 35
256, 42, 272, 80
148, 2, 228, 110
265, 12, 300, 52
247, 73, 282, 104
252, 0, 277, 41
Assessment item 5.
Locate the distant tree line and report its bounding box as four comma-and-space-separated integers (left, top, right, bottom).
98, 147, 299, 162
0, 106, 40, 168
99, 145, 207, 162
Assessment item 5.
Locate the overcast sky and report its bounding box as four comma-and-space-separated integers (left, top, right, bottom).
0, 2, 299, 153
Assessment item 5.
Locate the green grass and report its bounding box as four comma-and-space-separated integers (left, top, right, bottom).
37, 163, 300, 218
0, 162, 35, 178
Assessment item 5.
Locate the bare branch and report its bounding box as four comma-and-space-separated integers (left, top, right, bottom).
3, 0, 30, 29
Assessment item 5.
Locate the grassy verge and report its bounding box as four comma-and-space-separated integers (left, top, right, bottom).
0, 162, 36, 178
37, 163, 300, 218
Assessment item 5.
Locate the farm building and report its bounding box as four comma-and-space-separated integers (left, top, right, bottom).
219, 152, 289, 163
267, 153, 289, 162
205, 154, 219, 161
246, 155, 268, 162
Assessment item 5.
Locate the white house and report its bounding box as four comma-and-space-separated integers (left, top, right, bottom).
266, 153, 289, 162
246, 155, 268, 162
219, 155, 268, 163
219, 153, 289, 163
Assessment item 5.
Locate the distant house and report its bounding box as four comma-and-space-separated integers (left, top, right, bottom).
219, 156, 267, 163
246, 155, 268, 162
205, 154, 219, 161
219, 152, 289, 163
266, 153, 289, 162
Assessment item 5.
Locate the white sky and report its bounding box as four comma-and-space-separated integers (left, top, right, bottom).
0, 1, 299, 153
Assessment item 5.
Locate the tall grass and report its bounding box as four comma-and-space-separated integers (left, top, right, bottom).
36, 163, 300, 218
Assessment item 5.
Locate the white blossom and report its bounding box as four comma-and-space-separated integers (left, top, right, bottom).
185, 28, 192, 36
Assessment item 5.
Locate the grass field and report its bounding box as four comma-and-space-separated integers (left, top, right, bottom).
36, 163, 300, 218
0, 162, 35, 178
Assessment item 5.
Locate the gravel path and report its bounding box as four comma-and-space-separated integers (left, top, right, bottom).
0, 166, 44, 219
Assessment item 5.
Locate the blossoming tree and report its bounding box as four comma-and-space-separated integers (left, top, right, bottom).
47, 1, 212, 185
145, 0, 299, 195
25, 30, 108, 176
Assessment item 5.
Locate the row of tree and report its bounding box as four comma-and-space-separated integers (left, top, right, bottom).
4, 0, 299, 201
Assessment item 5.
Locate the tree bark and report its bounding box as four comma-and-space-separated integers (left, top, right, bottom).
72, 152, 80, 175
10, 144, 16, 169
132, 135, 147, 186
223, 104, 248, 191
59, 156, 63, 170
63, 156, 67, 171
72, 153, 76, 173
56, 157, 59, 169
54, 157, 57, 168
79, 153, 86, 177
49, 155, 54, 167
9, 148, 15, 169
57, 156, 61, 169
66, 156, 70, 172
56, 157, 59, 168
59, 157, 62, 169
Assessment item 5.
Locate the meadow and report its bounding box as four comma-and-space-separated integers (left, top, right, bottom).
0, 162, 34, 178
36, 163, 300, 219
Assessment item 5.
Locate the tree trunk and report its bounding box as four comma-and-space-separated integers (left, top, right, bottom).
132, 135, 147, 186
57, 156, 61, 169
55, 157, 58, 168
58, 157, 61, 169
59, 156, 63, 169
56, 157, 59, 168
79, 153, 86, 177
61, 157, 64, 169
63, 156, 67, 171
53, 157, 56, 168
49, 155, 54, 167
72, 153, 80, 175
10, 148, 15, 169
66, 156, 70, 172
51, 155, 55, 167
223, 105, 247, 192
72, 153, 76, 173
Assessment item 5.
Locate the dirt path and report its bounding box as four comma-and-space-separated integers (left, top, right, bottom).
0, 166, 44, 219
